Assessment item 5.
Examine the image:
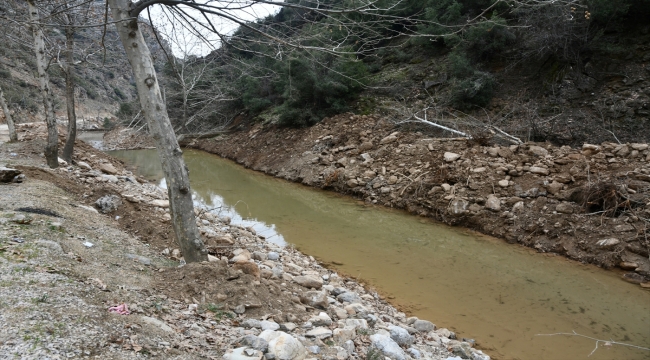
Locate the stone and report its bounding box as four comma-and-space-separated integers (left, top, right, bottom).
141, 316, 174, 333
369, 334, 406, 360
293, 275, 323, 289
529, 145, 548, 157
388, 325, 414, 346
237, 335, 269, 353
336, 292, 361, 304
300, 291, 329, 309
233, 305, 246, 314
387, 175, 398, 185
485, 195, 501, 212
631, 143, 648, 151
333, 307, 348, 319
448, 341, 473, 359
472, 167, 486, 173
307, 346, 320, 354
223, 347, 264, 360
359, 141, 374, 151
150, 199, 170, 208
344, 319, 368, 330
333, 327, 356, 344
406, 317, 418, 325
346, 179, 358, 188
619, 262, 639, 270
529, 166, 550, 176
0, 167, 21, 183
342, 340, 355, 355
259, 330, 306, 360
309, 312, 332, 327
380, 134, 398, 145
596, 238, 620, 249
582, 144, 600, 152
253, 251, 268, 261
547, 181, 563, 195
555, 202, 573, 214
344, 303, 368, 316
305, 327, 333, 340
261, 321, 281, 331
498, 180, 509, 188
413, 319, 435, 332
512, 201, 525, 213
77, 161, 92, 170
280, 323, 297, 332
435, 328, 452, 339
99, 163, 118, 175
449, 199, 469, 216
95, 195, 122, 213
232, 249, 252, 262
444, 152, 461, 162
407, 348, 421, 359
441, 183, 452, 192
267, 252, 280, 261
242, 319, 262, 329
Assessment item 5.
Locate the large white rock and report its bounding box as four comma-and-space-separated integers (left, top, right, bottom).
261, 331, 306, 360
305, 327, 333, 340
369, 334, 406, 360
444, 152, 461, 162
293, 275, 323, 289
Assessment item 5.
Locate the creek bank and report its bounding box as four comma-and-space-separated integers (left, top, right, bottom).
184, 113, 650, 285
1, 126, 478, 359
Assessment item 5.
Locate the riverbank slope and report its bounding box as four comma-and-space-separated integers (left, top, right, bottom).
187, 113, 650, 286
0, 126, 476, 358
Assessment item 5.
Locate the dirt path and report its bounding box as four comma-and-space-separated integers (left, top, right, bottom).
186, 113, 650, 287
0, 125, 475, 359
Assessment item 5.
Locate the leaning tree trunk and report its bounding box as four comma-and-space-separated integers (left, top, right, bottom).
61, 27, 77, 163
0, 85, 17, 142
27, 0, 58, 168
108, 0, 207, 263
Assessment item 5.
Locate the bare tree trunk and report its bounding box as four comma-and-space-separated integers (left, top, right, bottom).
61, 26, 77, 163
108, 0, 207, 263
0, 85, 17, 142
27, 0, 58, 168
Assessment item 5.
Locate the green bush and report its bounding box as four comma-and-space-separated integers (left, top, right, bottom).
113, 87, 126, 100
450, 71, 494, 109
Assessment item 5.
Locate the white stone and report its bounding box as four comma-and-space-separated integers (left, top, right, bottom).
444, 152, 461, 162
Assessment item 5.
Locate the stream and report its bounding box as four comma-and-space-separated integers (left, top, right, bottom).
108, 147, 650, 360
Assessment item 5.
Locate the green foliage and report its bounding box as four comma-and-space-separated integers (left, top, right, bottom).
450, 71, 494, 109
113, 87, 126, 100
587, 0, 632, 23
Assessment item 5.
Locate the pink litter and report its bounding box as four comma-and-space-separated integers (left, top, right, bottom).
108, 303, 130, 315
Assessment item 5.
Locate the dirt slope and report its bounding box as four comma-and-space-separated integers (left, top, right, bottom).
189, 113, 650, 286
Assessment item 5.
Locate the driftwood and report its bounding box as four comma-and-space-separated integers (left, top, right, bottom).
177, 130, 228, 144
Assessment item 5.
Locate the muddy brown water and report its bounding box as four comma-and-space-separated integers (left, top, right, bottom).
110, 148, 650, 360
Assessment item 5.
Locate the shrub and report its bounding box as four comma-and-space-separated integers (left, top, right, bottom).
450, 71, 495, 109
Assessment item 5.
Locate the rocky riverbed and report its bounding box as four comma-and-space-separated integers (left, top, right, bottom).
186, 113, 650, 286
1, 127, 484, 358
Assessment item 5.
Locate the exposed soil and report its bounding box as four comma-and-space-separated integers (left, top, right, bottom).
186, 113, 650, 286
1, 125, 471, 360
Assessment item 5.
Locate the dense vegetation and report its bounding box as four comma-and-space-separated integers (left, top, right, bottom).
158, 0, 650, 132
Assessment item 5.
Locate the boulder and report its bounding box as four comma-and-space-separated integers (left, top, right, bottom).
237, 335, 269, 353
99, 162, 118, 175
309, 312, 332, 326
555, 202, 573, 214
293, 275, 323, 289
413, 319, 435, 332
300, 291, 329, 309
485, 195, 501, 212
95, 195, 122, 213
596, 238, 620, 249
336, 292, 361, 304
369, 334, 406, 360
528, 146, 548, 157
444, 152, 461, 162
388, 325, 413, 346
261, 331, 306, 360
261, 320, 280, 331
305, 327, 333, 340
529, 166, 550, 176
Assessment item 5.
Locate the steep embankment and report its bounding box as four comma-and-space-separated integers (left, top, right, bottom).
189, 113, 650, 286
